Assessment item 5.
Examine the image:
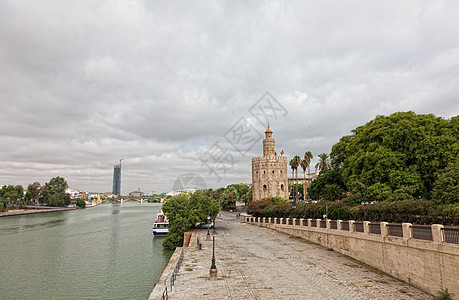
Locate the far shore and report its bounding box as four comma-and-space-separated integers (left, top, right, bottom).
0, 207, 76, 217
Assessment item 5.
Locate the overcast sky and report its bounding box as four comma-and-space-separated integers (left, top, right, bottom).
1, 0, 458, 194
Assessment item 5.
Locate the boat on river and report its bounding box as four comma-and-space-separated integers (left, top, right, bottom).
152, 210, 169, 237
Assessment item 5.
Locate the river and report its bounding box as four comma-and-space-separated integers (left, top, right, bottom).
0, 203, 173, 300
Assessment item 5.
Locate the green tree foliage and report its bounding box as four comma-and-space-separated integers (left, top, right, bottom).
203, 184, 251, 210
25, 182, 41, 204
0, 185, 24, 209
162, 191, 219, 250
42, 177, 70, 207
76, 198, 86, 209
0, 202, 4, 212
309, 169, 346, 201
289, 184, 304, 200
241, 187, 252, 204
331, 112, 458, 202
432, 159, 459, 204
315, 153, 332, 173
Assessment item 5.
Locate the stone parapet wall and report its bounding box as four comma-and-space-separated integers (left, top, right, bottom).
246, 217, 459, 299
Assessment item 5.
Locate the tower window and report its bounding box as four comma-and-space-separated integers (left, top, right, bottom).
263, 184, 267, 191
263, 171, 265, 174
272, 170, 274, 174
281, 184, 284, 191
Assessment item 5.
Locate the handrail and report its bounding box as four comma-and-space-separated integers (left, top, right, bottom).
159, 248, 184, 299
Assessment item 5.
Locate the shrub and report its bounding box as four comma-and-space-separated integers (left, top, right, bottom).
0, 202, 3, 212
76, 198, 86, 209
247, 198, 458, 225
247, 200, 274, 217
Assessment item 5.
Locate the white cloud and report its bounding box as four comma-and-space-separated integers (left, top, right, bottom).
0, 0, 458, 193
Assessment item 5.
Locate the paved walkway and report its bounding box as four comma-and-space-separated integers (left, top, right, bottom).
167, 211, 433, 299
0, 207, 75, 217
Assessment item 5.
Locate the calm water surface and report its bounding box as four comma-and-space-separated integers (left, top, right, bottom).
0, 203, 173, 300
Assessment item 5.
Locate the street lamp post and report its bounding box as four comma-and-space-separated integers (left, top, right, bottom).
209, 235, 217, 280
206, 214, 210, 240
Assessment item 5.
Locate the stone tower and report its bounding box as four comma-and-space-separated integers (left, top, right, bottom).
252, 126, 289, 201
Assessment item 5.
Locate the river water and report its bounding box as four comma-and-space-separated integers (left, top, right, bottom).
0, 203, 173, 300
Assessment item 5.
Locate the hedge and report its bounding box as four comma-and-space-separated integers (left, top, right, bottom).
247, 199, 458, 225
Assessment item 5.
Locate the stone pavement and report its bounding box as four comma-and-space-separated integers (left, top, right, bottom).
167, 211, 434, 299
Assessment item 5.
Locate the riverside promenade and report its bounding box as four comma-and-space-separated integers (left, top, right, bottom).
0, 207, 75, 217
160, 210, 433, 300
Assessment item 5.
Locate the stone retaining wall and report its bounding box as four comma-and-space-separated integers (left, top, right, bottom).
148, 231, 197, 300
246, 217, 459, 299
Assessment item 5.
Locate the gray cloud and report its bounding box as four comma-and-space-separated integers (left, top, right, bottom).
1, 0, 458, 193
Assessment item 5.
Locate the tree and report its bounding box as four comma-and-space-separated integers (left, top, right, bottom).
76, 198, 86, 209
42, 177, 70, 207
432, 159, 459, 204
309, 169, 346, 201
241, 187, 252, 205
315, 153, 331, 174
331, 112, 458, 201
25, 182, 41, 205
300, 159, 308, 201
162, 192, 219, 250
304, 151, 314, 200
0, 185, 24, 209
289, 158, 295, 198
322, 184, 344, 201
290, 156, 301, 204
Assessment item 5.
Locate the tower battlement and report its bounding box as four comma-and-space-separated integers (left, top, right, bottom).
252, 156, 287, 162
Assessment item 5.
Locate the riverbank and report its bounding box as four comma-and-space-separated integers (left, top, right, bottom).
150, 210, 433, 299
0, 207, 76, 217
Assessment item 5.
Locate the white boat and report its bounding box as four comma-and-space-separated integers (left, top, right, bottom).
152, 210, 169, 237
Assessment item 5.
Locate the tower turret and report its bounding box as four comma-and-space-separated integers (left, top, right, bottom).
263, 126, 275, 156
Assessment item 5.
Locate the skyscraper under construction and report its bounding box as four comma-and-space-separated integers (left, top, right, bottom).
112, 164, 121, 196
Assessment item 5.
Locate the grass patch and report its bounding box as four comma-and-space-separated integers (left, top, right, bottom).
374, 280, 389, 284
185, 267, 193, 271
342, 255, 397, 279
307, 261, 317, 267
327, 248, 334, 251
344, 263, 362, 268
399, 289, 408, 294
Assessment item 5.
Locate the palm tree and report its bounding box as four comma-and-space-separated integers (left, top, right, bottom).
315, 152, 331, 173
292, 155, 301, 204
289, 158, 296, 201
304, 151, 313, 200
323, 184, 343, 201
300, 159, 308, 201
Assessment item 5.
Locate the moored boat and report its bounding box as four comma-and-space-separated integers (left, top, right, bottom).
152, 210, 169, 237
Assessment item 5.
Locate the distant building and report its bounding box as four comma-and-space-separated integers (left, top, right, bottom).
112, 164, 121, 196
166, 188, 199, 197
129, 188, 144, 197
252, 126, 289, 201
